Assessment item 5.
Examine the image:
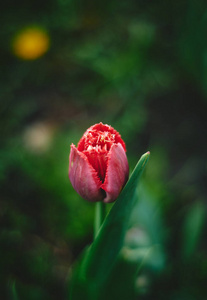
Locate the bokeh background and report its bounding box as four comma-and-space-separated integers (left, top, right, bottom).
1, 0, 207, 299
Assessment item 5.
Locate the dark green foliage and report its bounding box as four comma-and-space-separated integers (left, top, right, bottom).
1, 0, 207, 299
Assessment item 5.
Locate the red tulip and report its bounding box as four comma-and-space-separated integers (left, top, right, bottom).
69, 123, 129, 203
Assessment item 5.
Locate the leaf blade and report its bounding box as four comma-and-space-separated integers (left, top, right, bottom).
85, 151, 150, 279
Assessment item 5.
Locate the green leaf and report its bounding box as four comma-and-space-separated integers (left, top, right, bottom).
182, 201, 206, 259
69, 151, 150, 300
8, 280, 19, 300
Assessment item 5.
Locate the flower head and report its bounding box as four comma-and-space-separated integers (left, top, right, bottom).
69, 123, 129, 203
12, 27, 50, 60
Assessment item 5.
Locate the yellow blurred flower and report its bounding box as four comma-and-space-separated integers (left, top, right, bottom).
12, 27, 50, 60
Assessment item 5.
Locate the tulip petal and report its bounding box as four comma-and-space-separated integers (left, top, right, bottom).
102, 143, 129, 203
69, 144, 104, 202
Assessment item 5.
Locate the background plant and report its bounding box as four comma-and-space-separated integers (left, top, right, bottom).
1, 0, 207, 299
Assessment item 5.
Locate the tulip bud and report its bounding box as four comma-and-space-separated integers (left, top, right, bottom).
69, 122, 129, 203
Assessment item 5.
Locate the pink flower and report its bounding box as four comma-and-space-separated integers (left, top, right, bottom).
69, 123, 129, 203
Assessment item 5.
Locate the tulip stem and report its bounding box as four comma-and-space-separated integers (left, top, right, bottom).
94, 202, 106, 239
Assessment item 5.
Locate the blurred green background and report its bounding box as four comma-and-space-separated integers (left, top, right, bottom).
1, 0, 207, 299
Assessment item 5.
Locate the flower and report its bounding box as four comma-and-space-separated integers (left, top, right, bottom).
69, 123, 129, 203
12, 27, 50, 60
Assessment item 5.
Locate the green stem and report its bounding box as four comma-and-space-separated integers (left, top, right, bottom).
94, 202, 106, 239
